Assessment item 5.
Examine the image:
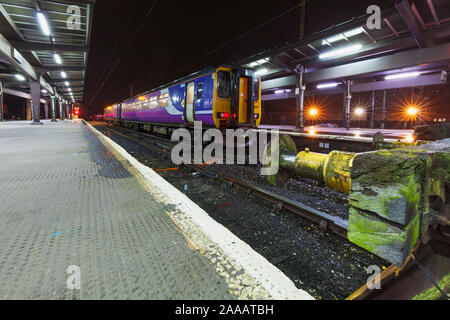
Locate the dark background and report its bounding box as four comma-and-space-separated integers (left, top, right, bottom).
84, 0, 395, 112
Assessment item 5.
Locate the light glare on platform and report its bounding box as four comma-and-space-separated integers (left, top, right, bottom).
308, 127, 316, 135
255, 68, 268, 76
385, 72, 420, 80
317, 82, 340, 89
15, 74, 25, 81
54, 53, 62, 65
404, 134, 414, 143
319, 44, 362, 59
354, 131, 361, 138
37, 12, 50, 36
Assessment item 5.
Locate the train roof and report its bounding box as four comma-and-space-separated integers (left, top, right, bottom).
108, 64, 251, 107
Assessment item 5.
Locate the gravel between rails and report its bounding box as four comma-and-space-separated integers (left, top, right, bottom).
92, 122, 388, 300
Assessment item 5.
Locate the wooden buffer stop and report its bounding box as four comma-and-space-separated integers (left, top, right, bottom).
263, 135, 450, 266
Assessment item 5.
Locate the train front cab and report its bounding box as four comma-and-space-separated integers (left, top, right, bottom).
213, 67, 262, 129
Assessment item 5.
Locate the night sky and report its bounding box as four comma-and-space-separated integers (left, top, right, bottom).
84, 0, 395, 115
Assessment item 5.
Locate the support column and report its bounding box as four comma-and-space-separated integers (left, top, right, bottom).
344, 80, 352, 130
381, 90, 387, 129
50, 96, 57, 122
66, 103, 70, 121
295, 65, 305, 131
44, 101, 49, 120
0, 81, 4, 122
30, 80, 42, 125
59, 99, 64, 120
370, 91, 375, 129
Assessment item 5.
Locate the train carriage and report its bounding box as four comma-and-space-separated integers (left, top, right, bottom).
104, 65, 262, 131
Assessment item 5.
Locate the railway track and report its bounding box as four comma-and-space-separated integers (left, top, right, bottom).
87, 121, 424, 300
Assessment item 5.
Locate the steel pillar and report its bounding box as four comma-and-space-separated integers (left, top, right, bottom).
381, 90, 387, 129
370, 91, 376, 129
0, 81, 4, 122
66, 103, 70, 120
59, 100, 64, 120
295, 65, 305, 131
44, 101, 49, 120
30, 80, 42, 125
344, 80, 352, 130
50, 96, 57, 122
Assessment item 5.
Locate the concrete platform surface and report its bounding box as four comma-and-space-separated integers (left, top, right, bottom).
0, 120, 312, 300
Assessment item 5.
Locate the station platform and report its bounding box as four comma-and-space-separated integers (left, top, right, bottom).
0, 120, 312, 300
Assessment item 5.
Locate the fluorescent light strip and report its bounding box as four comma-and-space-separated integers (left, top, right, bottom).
317, 82, 340, 89
385, 72, 420, 80
343, 27, 364, 38
54, 53, 62, 65
61, 71, 67, 78
255, 68, 268, 76
15, 74, 26, 81
319, 44, 362, 59
37, 12, 50, 36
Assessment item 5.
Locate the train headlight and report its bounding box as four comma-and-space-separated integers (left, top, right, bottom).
253, 114, 259, 119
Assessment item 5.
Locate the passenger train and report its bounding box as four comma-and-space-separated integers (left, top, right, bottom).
103, 66, 262, 134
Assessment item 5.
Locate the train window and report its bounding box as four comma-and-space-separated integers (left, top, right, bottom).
159, 93, 169, 108
252, 77, 260, 101
196, 83, 204, 101
143, 99, 150, 110
217, 71, 230, 98
149, 96, 158, 109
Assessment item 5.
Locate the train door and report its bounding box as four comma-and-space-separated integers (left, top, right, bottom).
186, 82, 195, 123
238, 77, 248, 124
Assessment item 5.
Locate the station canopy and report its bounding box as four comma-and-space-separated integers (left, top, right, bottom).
238, 0, 450, 100
0, 0, 94, 103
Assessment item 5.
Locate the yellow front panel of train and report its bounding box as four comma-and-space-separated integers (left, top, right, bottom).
238, 77, 248, 124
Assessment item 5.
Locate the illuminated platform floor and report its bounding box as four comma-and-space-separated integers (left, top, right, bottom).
259, 125, 413, 140
0, 120, 311, 300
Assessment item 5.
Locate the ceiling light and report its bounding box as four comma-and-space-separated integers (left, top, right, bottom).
54, 53, 62, 65
37, 12, 50, 36
64, 81, 69, 86
385, 72, 420, 80
317, 82, 340, 89
343, 27, 365, 38
15, 74, 26, 81
61, 71, 67, 78
255, 68, 268, 76
319, 44, 362, 60
41, 89, 48, 93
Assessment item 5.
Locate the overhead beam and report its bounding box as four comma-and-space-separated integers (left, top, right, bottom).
36, 66, 86, 72
3, 88, 47, 104
395, 0, 434, 48
10, 41, 89, 52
